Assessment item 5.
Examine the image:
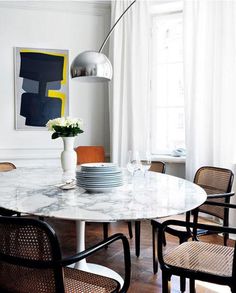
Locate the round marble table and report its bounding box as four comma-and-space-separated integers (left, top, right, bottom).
0, 167, 207, 285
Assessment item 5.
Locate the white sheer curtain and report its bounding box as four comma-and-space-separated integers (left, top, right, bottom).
184, 0, 236, 181
109, 0, 150, 166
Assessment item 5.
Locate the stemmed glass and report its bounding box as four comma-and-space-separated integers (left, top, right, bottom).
126, 150, 142, 176
141, 151, 152, 176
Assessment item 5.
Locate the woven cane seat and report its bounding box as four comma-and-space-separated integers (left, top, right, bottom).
156, 214, 221, 232
164, 241, 234, 277
64, 267, 119, 293
0, 217, 125, 293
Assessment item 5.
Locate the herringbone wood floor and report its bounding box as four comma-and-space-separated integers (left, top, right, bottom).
46, 218, 232, 293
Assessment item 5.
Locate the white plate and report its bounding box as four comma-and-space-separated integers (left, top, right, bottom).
81, 163, 119, 173
76, 171, 122, 177
77, 181, 123, 187
82, 186, 121, 193
76, 175, 122, 180
77, 183, 123, 188
81, 169, 118, 173
76, 177, 123, 182
81, 163, 117, 168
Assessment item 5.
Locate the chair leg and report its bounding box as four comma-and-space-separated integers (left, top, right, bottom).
163, 231, 167, 246
135, 221, 141, 257
152, 225, 158, 274
127, 221, 133, 238
103, 222, 109, 239
103, 222, 109, 249
224, 232, 229, 246
189, 278, 195, 293
162, 272, 171, 293
179, 236, 187, 292
180, 276, 186, 292
231, 285, 236, 293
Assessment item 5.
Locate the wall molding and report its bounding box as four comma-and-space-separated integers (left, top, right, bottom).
0, 148, 61, 160
0, 1, 111, 16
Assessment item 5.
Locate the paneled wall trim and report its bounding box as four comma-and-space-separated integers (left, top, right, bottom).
0, 148, 61, 167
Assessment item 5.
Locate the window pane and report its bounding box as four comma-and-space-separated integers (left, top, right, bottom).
151, 107, 185, 152
151, 12, 185, 154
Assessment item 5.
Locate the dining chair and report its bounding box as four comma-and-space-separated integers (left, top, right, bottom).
0, 161, 16, 172
0, 162, 20, 217
0, 216, 131, 293
151, 166, 234, 277
75, 145, 105, 165
158, 201, 236, 293
133, 160, 166, 257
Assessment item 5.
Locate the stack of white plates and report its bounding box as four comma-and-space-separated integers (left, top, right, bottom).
76, 163, 123, 192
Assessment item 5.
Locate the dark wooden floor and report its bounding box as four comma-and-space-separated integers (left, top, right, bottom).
46, 218, 231, 293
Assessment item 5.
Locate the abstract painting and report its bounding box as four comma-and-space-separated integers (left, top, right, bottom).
14, 47, 69, 129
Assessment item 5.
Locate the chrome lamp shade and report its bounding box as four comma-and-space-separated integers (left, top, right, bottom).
70, 1, 135, 82
70, 51, 112, 82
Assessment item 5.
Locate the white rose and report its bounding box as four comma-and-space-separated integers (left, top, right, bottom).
46, 117, 83, 130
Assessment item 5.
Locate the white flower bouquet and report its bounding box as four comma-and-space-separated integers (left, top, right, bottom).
46, 117, 84, 139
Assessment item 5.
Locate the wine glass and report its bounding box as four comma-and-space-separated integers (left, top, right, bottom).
141, 151, 152, 176
126, 150, 142, 176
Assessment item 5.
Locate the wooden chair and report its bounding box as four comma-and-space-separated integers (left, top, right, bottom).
0, 216, 131, 293
0, 162, 16, 172
133, 161, 165, 257
151, 166, 234, 277
0, 162, 19, 216
158, 201, 236, 293
75, 146, 105, 165
149, 161, 166, 173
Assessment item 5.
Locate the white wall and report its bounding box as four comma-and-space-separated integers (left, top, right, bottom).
0, 1, 110, 166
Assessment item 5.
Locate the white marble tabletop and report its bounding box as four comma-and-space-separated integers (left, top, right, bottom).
0, 167, 207, 222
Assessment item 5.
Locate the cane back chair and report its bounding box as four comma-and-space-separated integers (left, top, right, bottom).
158, 201, 236, 293
0, 216, 131, 293
151, 166, 234, 276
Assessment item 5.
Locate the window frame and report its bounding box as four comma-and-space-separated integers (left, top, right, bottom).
149, 1, 184, 156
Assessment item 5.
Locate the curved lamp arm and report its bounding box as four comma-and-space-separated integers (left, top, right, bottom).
99, 0, 136, 53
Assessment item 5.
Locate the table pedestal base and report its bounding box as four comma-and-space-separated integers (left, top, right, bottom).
75, 220, 124, 287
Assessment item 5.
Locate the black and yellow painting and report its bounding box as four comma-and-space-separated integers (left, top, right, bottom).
15, 47, 69, 129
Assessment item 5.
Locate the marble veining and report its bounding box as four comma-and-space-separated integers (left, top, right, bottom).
0, 167, 207, 221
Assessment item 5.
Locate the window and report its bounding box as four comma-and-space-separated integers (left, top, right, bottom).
150, 5, 184, 155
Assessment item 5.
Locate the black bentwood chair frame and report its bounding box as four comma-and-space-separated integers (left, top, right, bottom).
158, 201, 236, 293
151, 166, 234, 276
0, 217, 131, 293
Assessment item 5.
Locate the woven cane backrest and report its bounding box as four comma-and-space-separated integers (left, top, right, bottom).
149, 161, 165, 173
0, 217, 64, 293
0, 162, 16, 172
194, 166, 234, 219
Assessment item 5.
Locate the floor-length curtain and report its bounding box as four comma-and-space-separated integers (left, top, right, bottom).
109, 0, 150, 166
184, 0, 236, 181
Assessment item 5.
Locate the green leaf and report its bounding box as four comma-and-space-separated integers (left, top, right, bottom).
52, 132, 59, 139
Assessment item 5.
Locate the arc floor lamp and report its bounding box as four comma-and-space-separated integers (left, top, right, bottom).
70, 0, 136, 82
